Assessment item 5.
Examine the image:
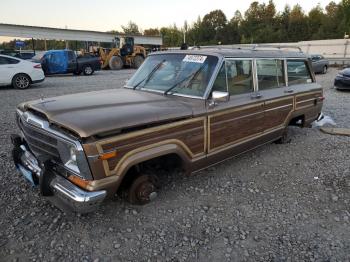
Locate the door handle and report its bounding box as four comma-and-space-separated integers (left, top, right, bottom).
284, 89, 294, 93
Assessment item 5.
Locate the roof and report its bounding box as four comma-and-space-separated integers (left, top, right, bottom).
152, 48, 307, 59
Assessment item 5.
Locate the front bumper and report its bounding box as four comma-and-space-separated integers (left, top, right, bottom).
12, 135, 106, 213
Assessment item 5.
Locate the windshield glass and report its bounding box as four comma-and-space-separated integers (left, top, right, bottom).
127, 53, 219, 97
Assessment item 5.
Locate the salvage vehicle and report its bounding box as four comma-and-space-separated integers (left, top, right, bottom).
31, 50, 101, 76
334, 68, 350, 90
11, 48, 324, 212
0, 54, 44, 89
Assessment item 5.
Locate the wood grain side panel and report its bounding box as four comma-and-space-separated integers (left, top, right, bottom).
209, 103, 264, 151
264, 97, 294, 130
98, 118, 206, 172
296, 92, 322, 102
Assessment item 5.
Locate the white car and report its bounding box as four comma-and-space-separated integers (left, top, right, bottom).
0, 54, 45, 89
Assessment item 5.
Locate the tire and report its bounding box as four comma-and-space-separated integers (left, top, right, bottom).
109, 56, 124, 70
133, 55, 144, 69
82, 65, 94, 76
275, 127, 291, 144
12, 74, 31, 89
127, 174, 159, 205
322, 65, 328, 74
73, 70, 81, 76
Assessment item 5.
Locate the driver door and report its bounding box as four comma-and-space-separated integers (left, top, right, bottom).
207, 59, 265, 156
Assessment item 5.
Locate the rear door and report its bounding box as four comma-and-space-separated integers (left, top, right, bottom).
0, 56, 19, 85
255, 59, 294, 131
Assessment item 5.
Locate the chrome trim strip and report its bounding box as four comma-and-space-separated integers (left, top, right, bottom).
264, 104, 293, 112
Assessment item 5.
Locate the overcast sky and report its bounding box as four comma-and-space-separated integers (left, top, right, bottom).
0, 0, 340, 42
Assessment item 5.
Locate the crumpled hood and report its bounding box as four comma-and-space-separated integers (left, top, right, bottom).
23, 88, 194, 138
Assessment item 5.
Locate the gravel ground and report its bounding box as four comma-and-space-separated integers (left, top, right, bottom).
0, 68, 349, 262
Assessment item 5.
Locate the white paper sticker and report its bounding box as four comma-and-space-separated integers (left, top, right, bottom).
183, 55, 207, 63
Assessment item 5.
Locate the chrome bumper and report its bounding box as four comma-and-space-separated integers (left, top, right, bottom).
13, 137, 106, 213
50, 176, 106, 213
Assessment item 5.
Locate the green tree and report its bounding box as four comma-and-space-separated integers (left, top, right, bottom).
143, 28, 160, 36
121, 21, 141, 35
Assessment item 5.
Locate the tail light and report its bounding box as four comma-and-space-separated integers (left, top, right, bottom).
34, 64, 42, 69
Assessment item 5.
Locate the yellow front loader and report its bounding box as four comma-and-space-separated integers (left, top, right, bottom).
98, 37, 147, 70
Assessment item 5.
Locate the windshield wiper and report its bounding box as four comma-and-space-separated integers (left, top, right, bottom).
164, 64, 206, 95
133, 59, 165, 90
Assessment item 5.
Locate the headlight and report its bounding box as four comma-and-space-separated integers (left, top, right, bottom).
65, 146, 80, 174
337, 73, 344, 77
57, 141, 92, 179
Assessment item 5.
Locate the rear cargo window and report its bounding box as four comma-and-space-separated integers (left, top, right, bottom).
257, 59, 285, 90
287, 60, 312, 85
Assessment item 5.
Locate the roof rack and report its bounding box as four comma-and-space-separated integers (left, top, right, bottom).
191, 44, 303, 53
250, 44, 303, 52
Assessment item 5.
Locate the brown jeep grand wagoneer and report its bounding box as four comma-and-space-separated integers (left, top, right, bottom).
12, 47, 324, 212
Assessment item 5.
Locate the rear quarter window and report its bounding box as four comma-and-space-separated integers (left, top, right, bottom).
287, 60, 312, 86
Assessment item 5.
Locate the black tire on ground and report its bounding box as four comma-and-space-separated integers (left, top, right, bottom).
275, 127, 292, 144
12, 74, 31, 89
82, 65, 94, 76
322, 65, 328, 74
127, 174, 159, 205
109, 56, 124, 70
133, 55, 145, 69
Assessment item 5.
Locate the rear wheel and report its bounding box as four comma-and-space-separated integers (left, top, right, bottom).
133, 55, 144, 69
12, 74, 31, 89
127, 174, 159, 205
109, 56, 124, 70
275, 127, 291, 144
83, 65, 94, 75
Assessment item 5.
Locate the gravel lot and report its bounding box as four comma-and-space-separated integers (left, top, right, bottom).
0, 68, 349, 262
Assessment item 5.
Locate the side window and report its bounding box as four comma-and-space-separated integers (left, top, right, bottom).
212, 60, 253, 95
212, 63, 227, 92
6, 57, 20, 64
0, 57, 8, 65
256, 59, 285, 90
0, 57, 19, 64
226, 60, 253, 95
287, 60, 313, 86
68, 51, 75, 61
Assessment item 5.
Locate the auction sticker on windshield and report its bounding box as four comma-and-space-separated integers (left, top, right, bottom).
183, 55, 207, 63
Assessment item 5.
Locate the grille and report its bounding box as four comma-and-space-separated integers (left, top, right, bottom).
19, 118, 60, 160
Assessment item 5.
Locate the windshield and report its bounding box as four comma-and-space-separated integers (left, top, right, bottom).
127, 53, 219, 97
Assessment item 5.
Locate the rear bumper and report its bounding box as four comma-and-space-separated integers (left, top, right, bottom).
32, 78, 45, 84
12, 135, 106, 213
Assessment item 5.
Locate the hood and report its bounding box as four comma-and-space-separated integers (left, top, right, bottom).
23, 88, 195, 138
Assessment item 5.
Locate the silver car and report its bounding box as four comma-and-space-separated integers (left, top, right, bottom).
310, 54, 329, 74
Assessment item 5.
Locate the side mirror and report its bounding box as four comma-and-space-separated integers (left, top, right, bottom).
211, 91, 229, 104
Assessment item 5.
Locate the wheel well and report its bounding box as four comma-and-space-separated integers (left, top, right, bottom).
12, 73, 32, 84
117, 153, 184, 193
288, 115, 305, 127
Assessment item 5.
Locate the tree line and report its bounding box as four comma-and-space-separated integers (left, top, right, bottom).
1, 0, 349, 50
129, 0, 350, 47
